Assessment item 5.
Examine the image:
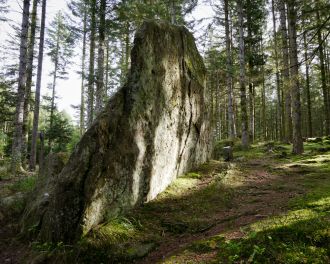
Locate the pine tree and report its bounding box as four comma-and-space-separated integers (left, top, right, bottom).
279, 0, 292, 142
237, 0, 249, 148
87, 0, 96, 127
67, 0, 88, 135
302, 17, 312, 137
224, 0, 235, 140
22, 0, 38, 165
80, 1, 87, 135
10, 0, 30, 174
316, 10, 330, 135
287, 0, 303, 154
46, 11, 75, 151
29, 0, 46, 170
271, 0, 283, 140
95, 0, 106, 113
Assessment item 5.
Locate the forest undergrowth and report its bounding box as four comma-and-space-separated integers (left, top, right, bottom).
0, 139, 329, 263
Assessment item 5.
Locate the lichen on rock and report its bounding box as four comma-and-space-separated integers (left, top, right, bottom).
22, 20, 212, 242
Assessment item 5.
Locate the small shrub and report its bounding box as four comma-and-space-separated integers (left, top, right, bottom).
9, 176, 36, 192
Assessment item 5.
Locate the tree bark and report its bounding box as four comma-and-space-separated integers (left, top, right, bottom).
272, 0, 283, 140
48, 27, 60, 151
237, 0, 249, 148
216, 71, 221, 140
303, 19, 312, 137
105, 37, 110, 96
95, 0, 106, 114
29, 0, 46, 171
317, 11, 330, 135
11, 0, 30, 173
87, 0, 96, 127
279, 0, 292, 142
80, 2, 87, 136
224, 0, 235, 140
246, 0, 255, 143
22, 0, 38, 165
170, 0, 176, 24
287, 0, 303, 154
260, 36, 267, 140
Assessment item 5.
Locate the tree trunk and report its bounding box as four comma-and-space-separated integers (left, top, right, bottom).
224, 0, 235, 140
170, 0, 176, 24
237, 0, 249, 148
246, 0, 255, 143
105, 37, 110, 96
95, 0, 106, 114
287, 0, 303, 154
29, 0, 46, 171
317, 11, 330, 135
261, 37, 267, 141
272, 0, 283, 140
22, 0, 38, 165
80, 2, 87, 136
216, 71, 221, 140
279, 0, 292, 142
87, 0, 96, 127
303, 19, 312, 137
48, 28, 60, 151
125, 22, 130, 75
11, 0, 30, 174
229, 8, 237, 137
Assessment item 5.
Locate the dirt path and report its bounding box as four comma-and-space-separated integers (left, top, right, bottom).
139, 157, 307, 263
1, 151, 323, 264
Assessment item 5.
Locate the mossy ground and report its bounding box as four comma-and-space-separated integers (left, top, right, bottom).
1, 139, 329, 263
162, 140, 330, 264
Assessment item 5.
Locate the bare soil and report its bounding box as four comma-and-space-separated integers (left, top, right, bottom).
139, 158, 307, 263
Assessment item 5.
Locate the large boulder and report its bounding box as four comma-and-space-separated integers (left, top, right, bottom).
22, 20, 212, 242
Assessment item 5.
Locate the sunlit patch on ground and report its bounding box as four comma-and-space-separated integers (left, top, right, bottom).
1, 140, 329, 263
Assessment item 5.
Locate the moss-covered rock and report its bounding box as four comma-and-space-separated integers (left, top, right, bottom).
22, 20, 211, 242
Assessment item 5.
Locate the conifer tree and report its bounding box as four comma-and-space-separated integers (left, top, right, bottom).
46, 11, 75, 150
30, 0, 47, 170
22, 0, 38, 164
237, 0, 249, 148
287, 0, 303, 154
11, 0, 30, 173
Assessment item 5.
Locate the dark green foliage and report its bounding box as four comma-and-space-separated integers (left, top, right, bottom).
44, 111, 75, 153
0, 80, 15, 122
0, 80, 15, 157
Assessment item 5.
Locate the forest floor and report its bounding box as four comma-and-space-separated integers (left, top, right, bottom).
0, 140, 329, 263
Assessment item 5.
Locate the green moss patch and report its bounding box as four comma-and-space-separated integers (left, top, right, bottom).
165, 142, 330, 263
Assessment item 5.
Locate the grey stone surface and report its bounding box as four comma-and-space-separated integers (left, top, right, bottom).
22, 20, 212, 242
